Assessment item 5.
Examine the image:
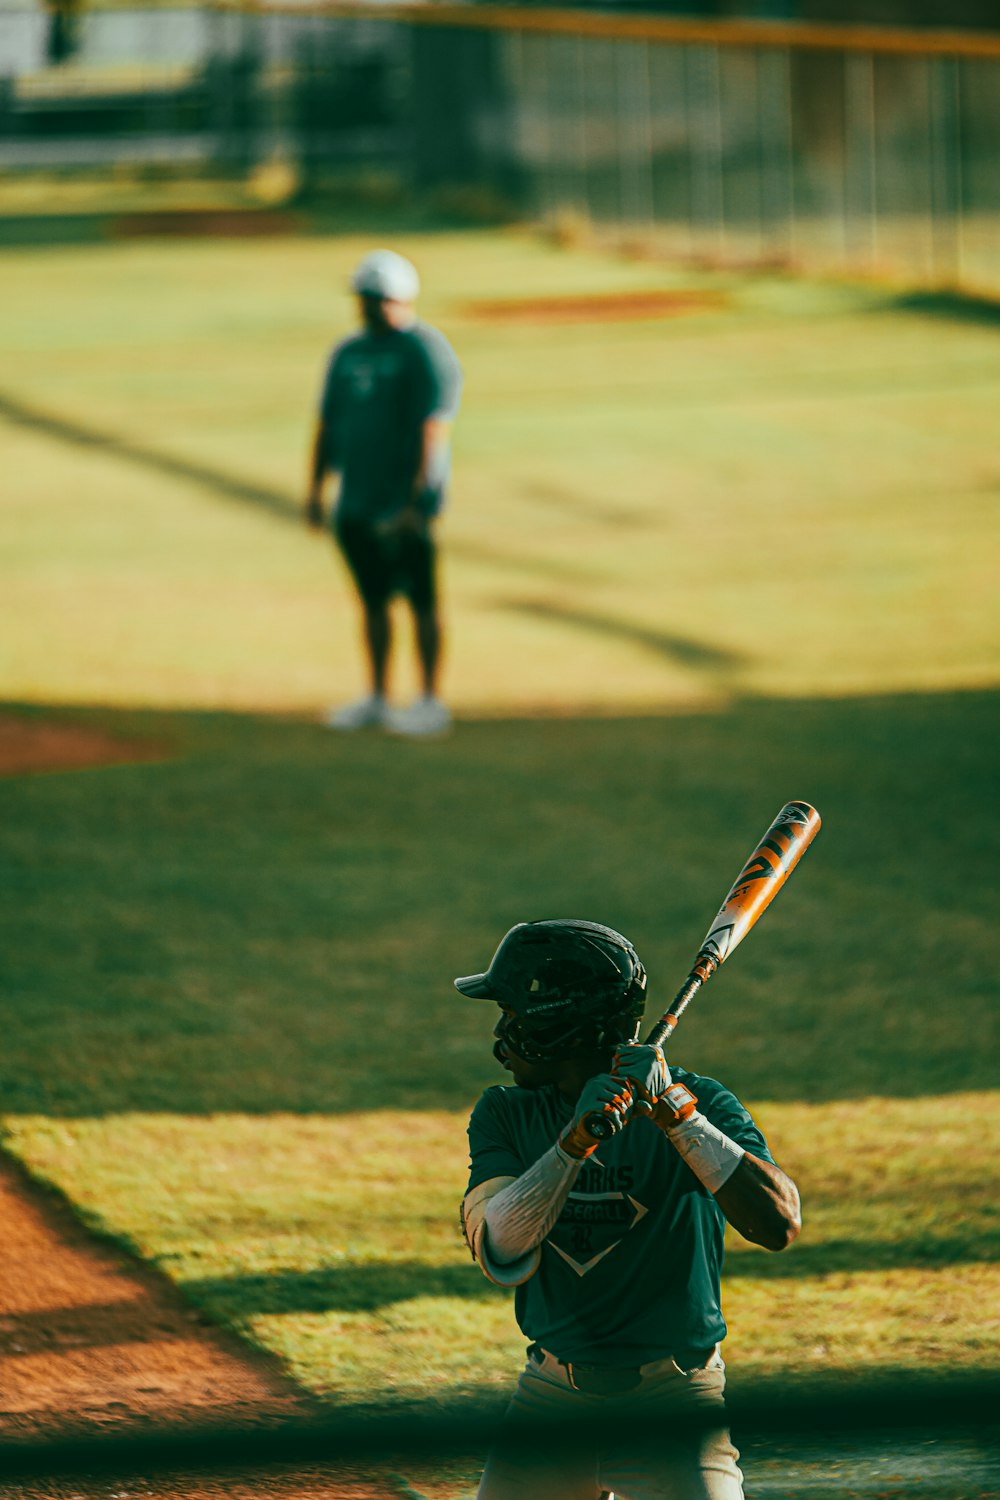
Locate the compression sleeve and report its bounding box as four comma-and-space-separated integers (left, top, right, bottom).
462, 1142, 583, 1286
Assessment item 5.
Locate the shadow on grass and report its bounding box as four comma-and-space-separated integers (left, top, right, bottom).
185, 1263, 500, 1317
181, 1227, 999, 1320
499, 598, 748, 682
0, 391, 606, 587
0, 688, 997, 1115
519, 480, 651, 530
0, 390, 297, 521
891, 289, 1000, 326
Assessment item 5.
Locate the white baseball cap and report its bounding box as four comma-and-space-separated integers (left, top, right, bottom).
351, 249, 420, 302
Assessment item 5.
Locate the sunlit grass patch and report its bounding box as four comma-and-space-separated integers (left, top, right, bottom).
725, 1263, 1000, 1379
5, 1095, 996, 1404
1, 230, 998, 713
255, 1298, 522, 1405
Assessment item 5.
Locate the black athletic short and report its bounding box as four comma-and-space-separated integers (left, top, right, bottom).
334, 516, 438, 612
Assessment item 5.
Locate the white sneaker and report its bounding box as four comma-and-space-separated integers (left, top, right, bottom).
386, 696, 452, 738
322, 695, 387, 731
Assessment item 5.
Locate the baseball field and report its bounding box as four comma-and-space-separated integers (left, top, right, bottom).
1, 218, 998, 1495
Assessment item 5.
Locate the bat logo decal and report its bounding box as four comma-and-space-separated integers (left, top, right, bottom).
695, 803, 821, 969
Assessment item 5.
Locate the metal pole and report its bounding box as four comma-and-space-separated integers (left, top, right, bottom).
758, 47, 794, 265
951, 57, 965, 288
616, 40, 654, 229
505, 27, 529, 215
575, 33, 590, 219
928, 53, 963, 287
844, 50, 877, 273
685, 43, 725, 262
707, 44, 725, 257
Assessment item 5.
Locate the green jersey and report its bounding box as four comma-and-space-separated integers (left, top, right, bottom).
466, 1066, 774, 1365
319, 320, 462, 522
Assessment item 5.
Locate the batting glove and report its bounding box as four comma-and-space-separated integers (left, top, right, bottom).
649, 1080, 699, 1132
559, 1073, 633, 1160
612, 1043, 671, 1114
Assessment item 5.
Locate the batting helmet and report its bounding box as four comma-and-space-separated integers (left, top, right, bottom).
454, 919, 647, 1063
351, 249, 420, 302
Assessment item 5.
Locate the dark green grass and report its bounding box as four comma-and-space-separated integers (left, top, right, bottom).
2, 688, 996, 1119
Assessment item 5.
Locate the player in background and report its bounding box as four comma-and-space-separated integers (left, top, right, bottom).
307, 250, 462, 737
457, 919, 801, 1500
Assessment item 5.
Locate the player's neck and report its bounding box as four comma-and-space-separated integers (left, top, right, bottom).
555, 1052, 615, 1104
361, 303, 416, 336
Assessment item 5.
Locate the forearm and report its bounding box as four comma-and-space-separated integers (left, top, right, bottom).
306, 425, 335, 528
411, 417, 449, 501
616, 1049, 802, 1253
659, 1104, 799, 1250
713, 1152, 801, 1250
308, 422, 330, 497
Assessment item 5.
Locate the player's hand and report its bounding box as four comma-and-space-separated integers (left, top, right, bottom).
612, 1043, 671, 1116
559, 1073, 633, 1160
389, 505, 427, 536
305, 494, 324, 531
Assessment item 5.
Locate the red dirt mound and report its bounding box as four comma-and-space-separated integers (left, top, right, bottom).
465, 288, 726, 322
0, 714, 167, 776
111, 212, 302, 238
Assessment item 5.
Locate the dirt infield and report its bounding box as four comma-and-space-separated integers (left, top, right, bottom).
464, 288, 727, 322
0, 710, 427, 1495
0, 713, 168, 777
0, 1153, 410, 1498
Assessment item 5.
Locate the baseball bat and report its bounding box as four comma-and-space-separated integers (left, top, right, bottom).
584, 801, 821, 1141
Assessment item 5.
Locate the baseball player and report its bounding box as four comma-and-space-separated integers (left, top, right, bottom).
457, 919, 801, 1500
307, 249, 462, 737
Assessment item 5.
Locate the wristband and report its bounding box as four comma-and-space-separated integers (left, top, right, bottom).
650, 1081, 698, 1128
558, 1119, 602, 1161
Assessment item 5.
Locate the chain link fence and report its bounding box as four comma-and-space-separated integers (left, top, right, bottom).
1, 1, 998, 291
2, 1375, 998, 1491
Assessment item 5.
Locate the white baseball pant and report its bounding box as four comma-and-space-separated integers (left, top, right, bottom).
476, 1347, 744, 1500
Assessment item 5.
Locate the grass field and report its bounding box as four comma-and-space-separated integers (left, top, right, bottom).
2, 227, 997, 713
1, 222, 998, 1481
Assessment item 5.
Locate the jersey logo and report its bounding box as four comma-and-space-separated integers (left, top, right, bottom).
346, 351, 402, 401
349, 364, 376, 399
545, 1159, 648, 1275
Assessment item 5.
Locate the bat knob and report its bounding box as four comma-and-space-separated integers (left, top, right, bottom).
582, 1111, 616, 1141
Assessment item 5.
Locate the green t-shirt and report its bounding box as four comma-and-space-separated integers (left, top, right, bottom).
465, 1066, 774, 1365
319, 320, 462, 522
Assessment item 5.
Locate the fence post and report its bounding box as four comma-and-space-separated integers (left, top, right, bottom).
757, 46, 795, 265
685, 42, 725, 262
928, 53, 963, 286
844, 50, 877, 273
616, 39, 654, 230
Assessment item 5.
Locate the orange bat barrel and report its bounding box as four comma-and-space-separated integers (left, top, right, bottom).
645, 801, 821, 1048
584, 802, 820, 1138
